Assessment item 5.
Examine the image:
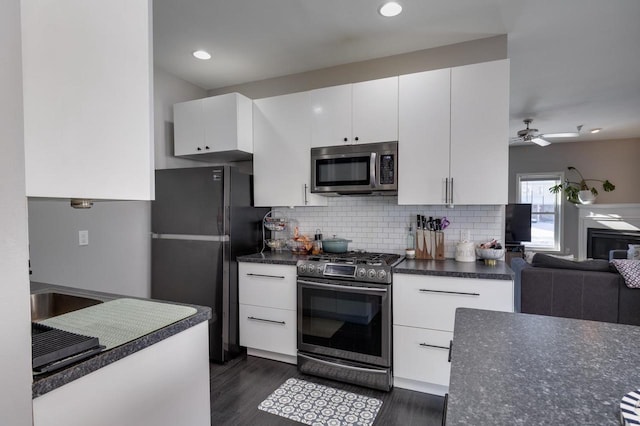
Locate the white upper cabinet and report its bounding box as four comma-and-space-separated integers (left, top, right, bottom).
398, 68, 451, 204
21, 0, 154, 201
310, 77, 398, 147
450, 59, 510, 205
173, 92, 253, 161
398, 59, 509, 205
253, 92, 327, 207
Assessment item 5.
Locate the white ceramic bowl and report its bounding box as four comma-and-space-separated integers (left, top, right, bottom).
475, 248, 505, 260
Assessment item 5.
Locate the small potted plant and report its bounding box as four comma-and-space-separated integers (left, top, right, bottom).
549, 166, 615, 204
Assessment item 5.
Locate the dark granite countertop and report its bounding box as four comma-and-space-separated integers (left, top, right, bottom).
394, 259, 514, 280
239, 252, 515, 281
30, 282, 211, 398
237, 251, 308, 265
446, 308, 640, 425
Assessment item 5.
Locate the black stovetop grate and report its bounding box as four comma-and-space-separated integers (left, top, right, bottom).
307, 251, 402, 266
32, 323, 102, 372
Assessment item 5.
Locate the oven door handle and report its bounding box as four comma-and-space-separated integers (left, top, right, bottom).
297, 279, 388, 293
298, 353, 388, 374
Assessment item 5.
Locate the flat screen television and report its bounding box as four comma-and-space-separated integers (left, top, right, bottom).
505, 203, 532, 244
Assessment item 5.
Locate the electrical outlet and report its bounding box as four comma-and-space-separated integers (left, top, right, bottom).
78, 230, 89, 246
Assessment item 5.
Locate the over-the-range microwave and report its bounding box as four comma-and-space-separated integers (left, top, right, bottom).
310, 141, 398, 195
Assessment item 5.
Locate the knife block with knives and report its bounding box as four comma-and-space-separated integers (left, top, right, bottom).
415, 215, 445, 260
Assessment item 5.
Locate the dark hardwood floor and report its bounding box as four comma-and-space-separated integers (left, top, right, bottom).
209, 354, 444, 425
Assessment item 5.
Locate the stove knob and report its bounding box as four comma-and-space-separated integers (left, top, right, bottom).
367, 269, 376, 279
357, 268, 367, 278
318, 266, 324, 275
308, 264, 315, 273
377, 270, 387, 281
298, 264, 307, 274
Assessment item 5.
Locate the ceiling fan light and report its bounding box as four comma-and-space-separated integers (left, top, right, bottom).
532, 137, 551, 147
379, 2, 402, 17
543, 132, 579, 138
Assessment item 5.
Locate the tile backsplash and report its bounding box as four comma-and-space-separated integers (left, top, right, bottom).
271, 197, 505, 257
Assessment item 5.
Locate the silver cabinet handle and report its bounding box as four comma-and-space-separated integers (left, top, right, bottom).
419, 342, 450, 350
444, 177, 448, 204
246, 273, 285, 279
304, 183, 309, 205
419, 288, 480, 296
449, 177, 454, 207
247, 316, 285, 325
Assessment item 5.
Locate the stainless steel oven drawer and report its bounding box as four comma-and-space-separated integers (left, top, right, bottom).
298, 352, 392, 391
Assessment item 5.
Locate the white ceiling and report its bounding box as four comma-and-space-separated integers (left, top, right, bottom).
153, 0, 640, 144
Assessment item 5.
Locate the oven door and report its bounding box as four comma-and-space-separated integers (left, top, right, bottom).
297, 278, 391, 367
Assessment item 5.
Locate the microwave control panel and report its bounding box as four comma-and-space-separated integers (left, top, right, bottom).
379, 154, 395, 184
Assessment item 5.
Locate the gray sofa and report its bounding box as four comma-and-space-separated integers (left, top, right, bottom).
512, 251, 640, 326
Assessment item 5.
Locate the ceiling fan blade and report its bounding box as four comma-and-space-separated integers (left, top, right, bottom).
532, 137, 551, 146
541, 132, 579, 138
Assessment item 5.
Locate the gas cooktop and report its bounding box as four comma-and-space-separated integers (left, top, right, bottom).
297, 251, 404, 284
306, 251, 403, 266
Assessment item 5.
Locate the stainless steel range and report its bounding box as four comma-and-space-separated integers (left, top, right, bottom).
296, 251, 403, 391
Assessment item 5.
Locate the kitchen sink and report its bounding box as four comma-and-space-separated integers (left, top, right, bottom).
31, 292, 103, 321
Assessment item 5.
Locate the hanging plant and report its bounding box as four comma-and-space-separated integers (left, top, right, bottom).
549, 166, 615, 204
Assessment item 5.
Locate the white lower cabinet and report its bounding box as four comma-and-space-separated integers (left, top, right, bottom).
393, 326, 452, 390
238, 262, 297, 364
393, 273, 513, 395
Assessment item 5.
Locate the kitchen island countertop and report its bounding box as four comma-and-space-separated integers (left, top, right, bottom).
446, 308, 640, 425
30, 282, 211, 398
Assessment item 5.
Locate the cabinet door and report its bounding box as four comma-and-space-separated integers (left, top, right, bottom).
394, 273, 514, 332
352, 77, 399, 144
450, 59, 509, 204
203, 93, 253, 154
238, 263, 296, 310
253, 92, 327, 207
174, 99, 205, 156
398, 69, 451, 204
393, 325, 452, 387
310, 84, 352, 147
22, 0, 153, 201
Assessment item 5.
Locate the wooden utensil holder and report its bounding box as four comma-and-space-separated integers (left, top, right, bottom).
415, 230, 445, 260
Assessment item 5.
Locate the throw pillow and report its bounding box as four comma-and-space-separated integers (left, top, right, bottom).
611, 259, 640, 288
531, 253, 611, 272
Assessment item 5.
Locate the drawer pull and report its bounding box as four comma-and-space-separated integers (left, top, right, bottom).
246, 273, 285, 279
247, 316, 285, 325
419, 289, 480, 296
419, 342, 450, 351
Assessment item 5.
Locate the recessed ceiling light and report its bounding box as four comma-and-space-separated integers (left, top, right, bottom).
590, 128, 602, 134
192, 50, 211, 60
379, 2, 402, 17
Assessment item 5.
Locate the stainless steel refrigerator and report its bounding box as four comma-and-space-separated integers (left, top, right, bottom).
151, 166, 268, 363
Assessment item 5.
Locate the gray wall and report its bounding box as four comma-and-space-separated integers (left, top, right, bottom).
0, 0, 34, 423
209, 35, 507, 99
508, 138, 640, 255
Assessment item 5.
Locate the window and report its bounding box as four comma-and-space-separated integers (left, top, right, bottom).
516, 173, 563, 251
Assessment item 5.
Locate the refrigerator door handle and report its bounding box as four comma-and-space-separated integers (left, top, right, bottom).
151, 233, 230, 242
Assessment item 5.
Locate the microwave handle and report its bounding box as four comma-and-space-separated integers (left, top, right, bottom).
370, 152, 377, 188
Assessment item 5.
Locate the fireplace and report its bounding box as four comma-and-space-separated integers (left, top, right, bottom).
578, 204, 640, 260
587, 228, 640, 259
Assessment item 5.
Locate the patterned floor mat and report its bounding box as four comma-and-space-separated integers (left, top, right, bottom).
258, 377, 383, 425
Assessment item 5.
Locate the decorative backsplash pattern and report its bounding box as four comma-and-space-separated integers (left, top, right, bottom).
271, 197, 505, 258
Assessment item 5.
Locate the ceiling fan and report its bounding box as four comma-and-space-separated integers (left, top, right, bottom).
511, 118, 581, 146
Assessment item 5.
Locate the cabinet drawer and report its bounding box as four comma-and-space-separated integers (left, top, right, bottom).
393, 325, 452, 387
394, 274, 513, 331
239, 263, 297, 310
239, 304, 296, 357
